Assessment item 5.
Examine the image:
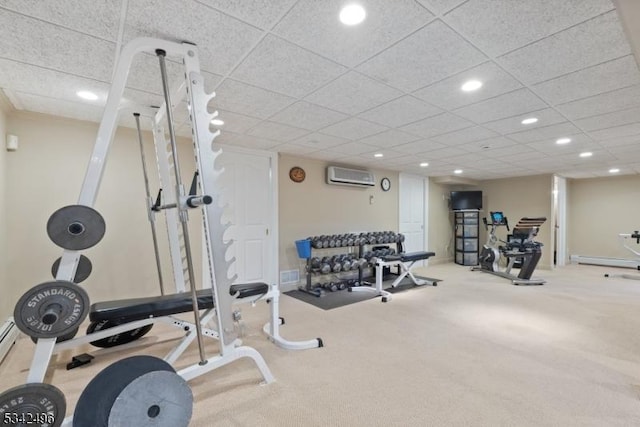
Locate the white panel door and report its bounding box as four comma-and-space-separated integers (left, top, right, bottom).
399, 174, 427, 260
554, 175, 567, 266
203, 146, 276, 285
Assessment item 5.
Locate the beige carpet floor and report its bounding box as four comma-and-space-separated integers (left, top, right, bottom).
2, 262, 640, 426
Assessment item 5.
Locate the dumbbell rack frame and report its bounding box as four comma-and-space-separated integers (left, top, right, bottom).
301, 234, 404, 297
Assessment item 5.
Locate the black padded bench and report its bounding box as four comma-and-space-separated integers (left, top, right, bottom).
90, 283, 270, 324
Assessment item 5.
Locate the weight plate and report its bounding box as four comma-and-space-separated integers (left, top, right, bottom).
86, 320, 153, 348
51, 255, 92, 283
108, 371, 192, 427
30, 327, 79, 345
14, 281, 90, 340
47, 205, 106, 250
73, 355, 179, 427
0, 382, 66, 427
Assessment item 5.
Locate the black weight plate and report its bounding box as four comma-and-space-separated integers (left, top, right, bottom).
108, 371, 192, 427
73, 355, 176, 427
86, 320, 154, 348
14, 281, 90, 340
0, 382, 66, 427
30, 327, 79, 345
51, 254, 92, 283
47, 205, 106, 250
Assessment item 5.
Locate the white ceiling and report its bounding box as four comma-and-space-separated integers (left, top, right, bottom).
2, 0, 640, 180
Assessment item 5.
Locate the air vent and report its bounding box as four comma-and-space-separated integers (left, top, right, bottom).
280, 269, 300, 285
326, 166, 375, 187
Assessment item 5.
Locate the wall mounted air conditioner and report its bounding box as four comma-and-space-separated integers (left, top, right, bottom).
326, 166, 375, 187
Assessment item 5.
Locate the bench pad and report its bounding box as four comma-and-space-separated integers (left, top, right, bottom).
89, 282, 269, 323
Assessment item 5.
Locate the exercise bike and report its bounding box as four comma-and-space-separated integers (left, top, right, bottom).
473, 211, 547, 285
604, 231, 640, 280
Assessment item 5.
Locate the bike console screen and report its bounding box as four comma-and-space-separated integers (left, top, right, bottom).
490, 211, 506, 225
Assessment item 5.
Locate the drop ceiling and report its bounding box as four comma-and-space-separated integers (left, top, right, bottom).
1, 0, 640, 180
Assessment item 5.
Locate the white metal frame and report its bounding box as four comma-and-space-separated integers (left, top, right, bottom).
13, 37, 321, 427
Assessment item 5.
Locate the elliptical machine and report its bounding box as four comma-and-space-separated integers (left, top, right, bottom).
473, 211, 547, 286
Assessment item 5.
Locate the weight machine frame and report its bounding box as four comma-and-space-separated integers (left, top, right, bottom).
20, 37, 320, 426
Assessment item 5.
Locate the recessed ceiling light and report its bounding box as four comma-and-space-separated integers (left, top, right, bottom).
556, 137, 571, 145
454, 169, 463, 174
374, 153, 383, 158
579, 152, 593, 158
461, 80, 482, 92
609, 168, 620, 173
339, 4, 366, 25
76, 90, 98, 100
521, 117, 538, 125
419, 162, 429, 167
210, 119, 224, 126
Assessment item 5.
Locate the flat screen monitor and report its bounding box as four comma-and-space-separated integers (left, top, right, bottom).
450, 191, 482, 210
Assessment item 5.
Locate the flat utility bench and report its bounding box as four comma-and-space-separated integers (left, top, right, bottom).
350, 251, 439, 302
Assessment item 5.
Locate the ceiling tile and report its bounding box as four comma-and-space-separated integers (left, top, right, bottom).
487, 144, 537, 158
431, 125, 498, 146
458, 136, 515, 153
358, 96, 442, 128
597, 134, 640, 147
268, 101, 348, 131
196, 0, 297, 29
1, 0, 122, 41
526, 138, 601, 155
453, 88, 548, 123
273, 0, 433, 67
0, 10, 115, 82
416, 0, 467, 14
123, 0, 263, 76
232, 35, 347, 98
418, 146, 468, 160
555, 84, 640, 120
0, 58, 111, 104
413, 61, 523, 110
357, 20, 486, 92
214, 79, 295, 119
589, 123, 640, 141
393, 140, 447, 154
482, 108, 567, 134
211, 109, 261, 134
574, 106, 640, 132
246, 120, 309, 142
290, 132, 351, 149
532, 55, 640, 106
273, 143, 320, 156
498, 11, 631, 85
220, 132, 282, 150
331, 141, 380, 156
507, 122, 582, 143
356, 129, 421, 148
399, 112, 474, 138
14, 91, 104, 123
320, 117, 389, 140
304, 71, 403, 115
445, 0, 614, 57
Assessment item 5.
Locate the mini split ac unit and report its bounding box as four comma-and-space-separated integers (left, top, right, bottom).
326, 166, 375, 187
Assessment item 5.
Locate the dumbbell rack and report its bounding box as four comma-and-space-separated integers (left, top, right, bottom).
300, 232, 404, 297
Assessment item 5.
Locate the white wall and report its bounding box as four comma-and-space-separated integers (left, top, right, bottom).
5, 111, 199, 309
0, 95, 10, 320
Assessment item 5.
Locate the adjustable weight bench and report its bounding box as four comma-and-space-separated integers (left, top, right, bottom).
351, 251, 439, 302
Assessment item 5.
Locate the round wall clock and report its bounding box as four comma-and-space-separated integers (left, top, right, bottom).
289, 166, 306, 183
381, 177, 391, 191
